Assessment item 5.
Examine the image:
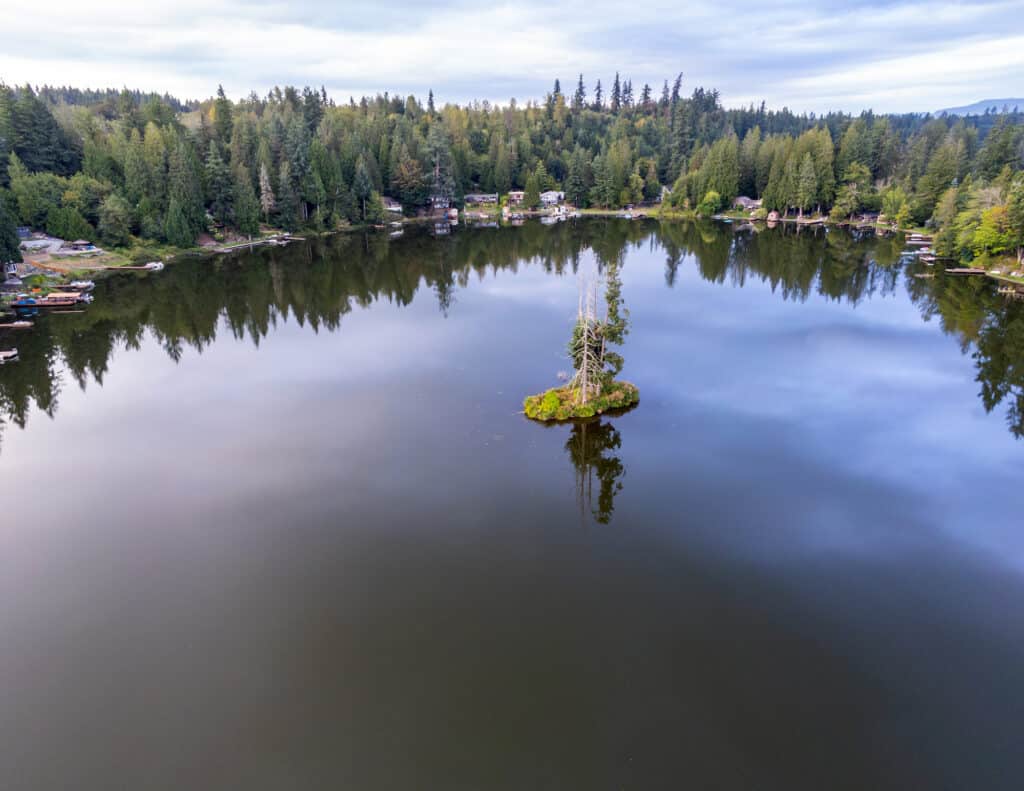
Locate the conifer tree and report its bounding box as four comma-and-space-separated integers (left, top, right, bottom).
0, 190, 22, 264
232, 165, 260, 235
204, 143, 232, 223
573, 75, 586, 111
258, 161, 275, 222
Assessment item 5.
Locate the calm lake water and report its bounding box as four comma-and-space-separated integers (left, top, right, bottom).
2, 219, 1023, 790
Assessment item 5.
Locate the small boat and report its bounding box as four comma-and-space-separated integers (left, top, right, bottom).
52, 280, 96, 292
10, 291, 90, 308
0, 349, 18, 364
0, 320, 33, 330
144, 261, 165, 271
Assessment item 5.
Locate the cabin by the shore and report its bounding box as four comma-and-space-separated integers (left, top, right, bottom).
381, 196, 403, 213
508, 191, 525, 205
733, 196, 762, 211
540, 190, 565, 206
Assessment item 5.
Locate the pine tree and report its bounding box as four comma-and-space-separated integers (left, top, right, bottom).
213, 85, 233, 147
610, 73, 621, 113
353, 154, 374, 220
523, 172, 541, 209
163, 197, 192, 246
232, 165, 260, 235
0, 189, 22, 264
592, 80, 603, 111
796, 152, 817, 218
258, 162, 275, 222
573, 75, 586, 111
204, 143, 232, 223
277, 160, 299, 228
565, 148, 588, 207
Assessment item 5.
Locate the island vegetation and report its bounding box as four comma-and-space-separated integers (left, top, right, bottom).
524, 257, 639, 421
1, 79, 1023, 275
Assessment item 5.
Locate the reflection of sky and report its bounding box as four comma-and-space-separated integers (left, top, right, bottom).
3, 227, 1024, 788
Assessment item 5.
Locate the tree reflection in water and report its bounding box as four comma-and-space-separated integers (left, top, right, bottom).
565, 419, 626, 526
2, 219, 1024, 450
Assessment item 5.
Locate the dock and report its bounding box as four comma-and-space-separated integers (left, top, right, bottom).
0, 320, 33, 330
945, 268, 987, 275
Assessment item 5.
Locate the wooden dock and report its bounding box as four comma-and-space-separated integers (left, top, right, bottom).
945, 268, 987, 275
0, 320, 33, 330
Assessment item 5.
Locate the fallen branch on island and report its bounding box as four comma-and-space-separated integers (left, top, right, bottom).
524, 381, 640, 421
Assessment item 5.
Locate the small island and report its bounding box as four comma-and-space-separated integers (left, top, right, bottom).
524, 258, 639, 421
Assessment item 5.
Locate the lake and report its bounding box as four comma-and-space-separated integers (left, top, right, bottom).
2, 219, 1023, 790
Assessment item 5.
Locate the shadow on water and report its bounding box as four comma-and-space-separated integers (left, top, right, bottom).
2, 218, 1024, 448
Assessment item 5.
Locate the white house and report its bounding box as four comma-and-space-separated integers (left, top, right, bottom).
540, 190, 565, 206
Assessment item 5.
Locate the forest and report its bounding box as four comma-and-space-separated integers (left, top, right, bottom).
1, 76, 1024, 267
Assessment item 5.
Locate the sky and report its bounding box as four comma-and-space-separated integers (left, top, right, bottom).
1, 0, 1023, 114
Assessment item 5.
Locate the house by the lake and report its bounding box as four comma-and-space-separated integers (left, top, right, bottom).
540, 190, 565, 206
507, 191, 525, 205
733, 196, 762, 211
381, 196, 402, 213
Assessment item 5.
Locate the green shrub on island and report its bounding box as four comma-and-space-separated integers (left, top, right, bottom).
524, 382, 640, 421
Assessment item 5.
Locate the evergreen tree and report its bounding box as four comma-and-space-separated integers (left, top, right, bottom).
592, 80, 603, 111
98, 193, 132, 246
213, 85, 233, 147
523, 172, 541, 209
258, 162, 276, 222
163, 197, 192, 246
0, 189, 22, 264
353, 154, 374, 220
277, 160, 299, 228
611, 73, 621, 113
796, 152, 817, 218
232, 165, 261, 236
573, 75, 586, 111
204, 143, 233, 223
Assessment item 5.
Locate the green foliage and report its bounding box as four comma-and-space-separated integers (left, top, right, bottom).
696, 190, 722, 217
98, 193, 133, 246
0, 189, 23, 263
523, 172, 541, 208
46, 205, 94, 241
524, 382, 640, 421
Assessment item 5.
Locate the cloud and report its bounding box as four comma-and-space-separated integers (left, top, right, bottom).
0, 0, 1022, 112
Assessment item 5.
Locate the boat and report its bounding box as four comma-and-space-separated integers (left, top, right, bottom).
0, 349, 18, 364
144, 261, 165, 271
0, 320, 33, 330
52, 280, 96, 292
9, 291, 90, 308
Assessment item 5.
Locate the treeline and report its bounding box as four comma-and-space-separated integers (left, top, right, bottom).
1, 77, 1023, 264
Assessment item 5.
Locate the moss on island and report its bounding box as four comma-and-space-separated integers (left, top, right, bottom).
524, 381, 639, 422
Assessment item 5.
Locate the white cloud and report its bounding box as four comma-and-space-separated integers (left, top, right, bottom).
1, 0, 1022, 112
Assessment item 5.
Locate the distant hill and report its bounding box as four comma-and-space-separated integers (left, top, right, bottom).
937, 98, 1024, 116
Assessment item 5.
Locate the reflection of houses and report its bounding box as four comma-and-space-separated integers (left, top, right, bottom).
540, 190, 565, 206
507, 191, 525, 205
429, 195, 451, 211
733, 196, 762, 211
381, 196, 402, 213
464, 193, 498, 204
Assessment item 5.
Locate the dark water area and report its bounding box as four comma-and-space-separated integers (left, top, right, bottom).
2, 219, 1023, 790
